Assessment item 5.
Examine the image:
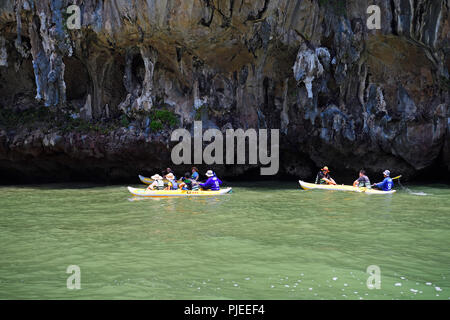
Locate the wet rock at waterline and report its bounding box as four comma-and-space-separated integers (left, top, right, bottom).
0, 0, 448, 182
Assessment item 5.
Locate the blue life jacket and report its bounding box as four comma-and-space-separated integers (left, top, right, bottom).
376, 177, 393, 191
168, 179, 178, 190
200, 176, 222, 191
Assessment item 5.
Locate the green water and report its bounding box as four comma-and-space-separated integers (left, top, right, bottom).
0, 182, 449, 300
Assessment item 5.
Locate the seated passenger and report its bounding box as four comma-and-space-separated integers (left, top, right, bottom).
165, 173, 178, 190
179, 173, 193, 190
353, 170, 371, 188
191, 167, 200, 181
147, 174, 164, 190
164, 168, 176, 180
315, 166, 337, 185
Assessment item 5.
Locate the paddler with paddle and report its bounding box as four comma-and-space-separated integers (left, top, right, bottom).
315, 166, 337, 185
199, 170, 222, 191
372, 170, 394, 191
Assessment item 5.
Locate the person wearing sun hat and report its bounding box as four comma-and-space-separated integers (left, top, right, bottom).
315, 166, 337, 185
164, 168, 176, 181
165, 172, 179, 190
146, 174, 165, 190
199, 170, 222, 191
372, 170, 394, 191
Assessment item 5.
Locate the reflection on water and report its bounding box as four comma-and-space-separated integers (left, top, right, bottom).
0, 182, 449, 299
128, 195, 232, 216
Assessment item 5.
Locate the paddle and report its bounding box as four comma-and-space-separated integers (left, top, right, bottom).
371, 175, 402, 188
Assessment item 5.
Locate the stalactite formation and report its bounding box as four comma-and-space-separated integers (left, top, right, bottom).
0, 0, 448, 182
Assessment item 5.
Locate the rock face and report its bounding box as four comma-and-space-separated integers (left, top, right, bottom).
0, 0, 448, 182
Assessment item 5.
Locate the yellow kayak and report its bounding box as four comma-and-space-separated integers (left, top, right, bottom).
128, 186, 232, 197
299, 180, 396, 194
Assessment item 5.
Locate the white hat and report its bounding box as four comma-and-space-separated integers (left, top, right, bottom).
151, 174, 163, 180
383, 170, 390, 177
205, 170, 214, 177
165, 173, 175, 180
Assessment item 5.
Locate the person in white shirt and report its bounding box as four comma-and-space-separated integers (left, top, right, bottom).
146, 174, 164, 190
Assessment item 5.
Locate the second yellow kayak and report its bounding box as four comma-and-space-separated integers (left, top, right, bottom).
299, 180, 396, 194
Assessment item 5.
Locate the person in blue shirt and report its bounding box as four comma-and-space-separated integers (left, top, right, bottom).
199, 170, 222, 191
191, 167, 199, 181
372, 170, 394, 191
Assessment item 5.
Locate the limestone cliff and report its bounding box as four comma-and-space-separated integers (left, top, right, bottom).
0, 0, 448, 182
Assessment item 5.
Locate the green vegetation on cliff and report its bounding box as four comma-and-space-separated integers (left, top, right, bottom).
0, 106, 179, 134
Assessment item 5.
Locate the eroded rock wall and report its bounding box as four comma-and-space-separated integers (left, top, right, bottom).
0, 0, 448, 182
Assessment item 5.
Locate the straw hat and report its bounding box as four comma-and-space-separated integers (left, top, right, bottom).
151, 174, 163, 180
205, 170, 214, 177
165, 173, 175, 180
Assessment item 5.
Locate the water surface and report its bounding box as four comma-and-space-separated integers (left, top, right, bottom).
0, 182, 449, 299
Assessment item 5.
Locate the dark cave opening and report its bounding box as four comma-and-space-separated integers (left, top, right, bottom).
132, 54, 145, 86
63, 56, 90, 101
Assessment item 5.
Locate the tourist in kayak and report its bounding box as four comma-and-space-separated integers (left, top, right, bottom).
180, 173, 200, 191
191, 167, 200, 181
353, 170, 371, 188
199, 170, 222, 191
372, 170, 394, 191
315, 166, 337, 185
179, 173, 193, 190
146, 174, 165, 190
165, 173, 179, 190
164, 168, 176, 180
